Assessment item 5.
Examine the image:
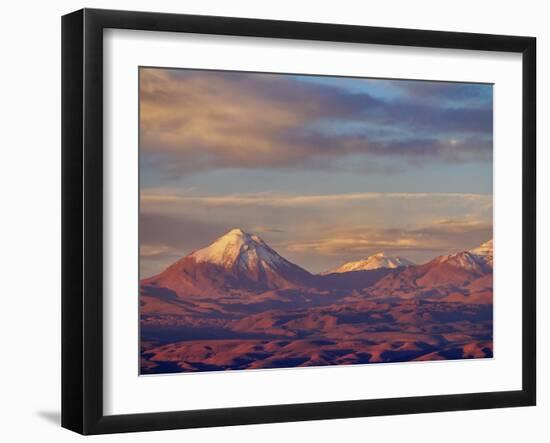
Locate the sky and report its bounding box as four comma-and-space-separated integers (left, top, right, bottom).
139, 67, 493, 277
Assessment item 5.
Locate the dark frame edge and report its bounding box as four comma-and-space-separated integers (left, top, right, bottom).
61, 8, 85, 435
521, 36, 537, 406
87, 390, 533, 435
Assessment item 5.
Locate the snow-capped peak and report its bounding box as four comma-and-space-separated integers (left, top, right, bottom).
470, 239, 493, 256
469, 239, 493, 267
326, 253, 414, 274
435, 240, 493, 270
190, 228, 287, 271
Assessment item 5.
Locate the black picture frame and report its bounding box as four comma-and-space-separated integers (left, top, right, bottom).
62, 8, 536, 435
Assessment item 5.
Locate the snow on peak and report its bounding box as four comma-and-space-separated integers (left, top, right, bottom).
470, 240, 493, 256
190, 228, 286, 271
327, 253, 414, 274
469, 239, 493, 267
435, 240, 493, 270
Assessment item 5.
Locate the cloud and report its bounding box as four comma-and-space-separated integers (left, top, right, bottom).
140, 68, 493, 178
140, 212, 227, 249
252, 226, 286, 234
140, 212, 492, 276
140, 244, 177, 258
391, 80, 492, 104
141, 191, 492, 210
284, 219, 492, 259
139, 188, 492, 275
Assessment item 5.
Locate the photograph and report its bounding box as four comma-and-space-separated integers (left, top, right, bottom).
139, 67, 494, 375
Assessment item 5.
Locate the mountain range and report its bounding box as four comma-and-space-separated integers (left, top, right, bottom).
140, 229, 493, 374
143, 229, 492, 299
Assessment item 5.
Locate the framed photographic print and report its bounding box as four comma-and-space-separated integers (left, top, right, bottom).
61, 8, 536, 435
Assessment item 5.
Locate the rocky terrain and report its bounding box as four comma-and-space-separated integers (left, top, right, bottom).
140, 230, 493, 374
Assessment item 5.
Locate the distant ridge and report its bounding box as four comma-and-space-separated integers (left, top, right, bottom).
369, 239, 493, 299
142, 231, 493, 301
323, 252, 414, 274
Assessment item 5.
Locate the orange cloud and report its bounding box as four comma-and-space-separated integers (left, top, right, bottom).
284, 219, 492, 260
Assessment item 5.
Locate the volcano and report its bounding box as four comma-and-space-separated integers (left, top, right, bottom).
142, 229, 314, 297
